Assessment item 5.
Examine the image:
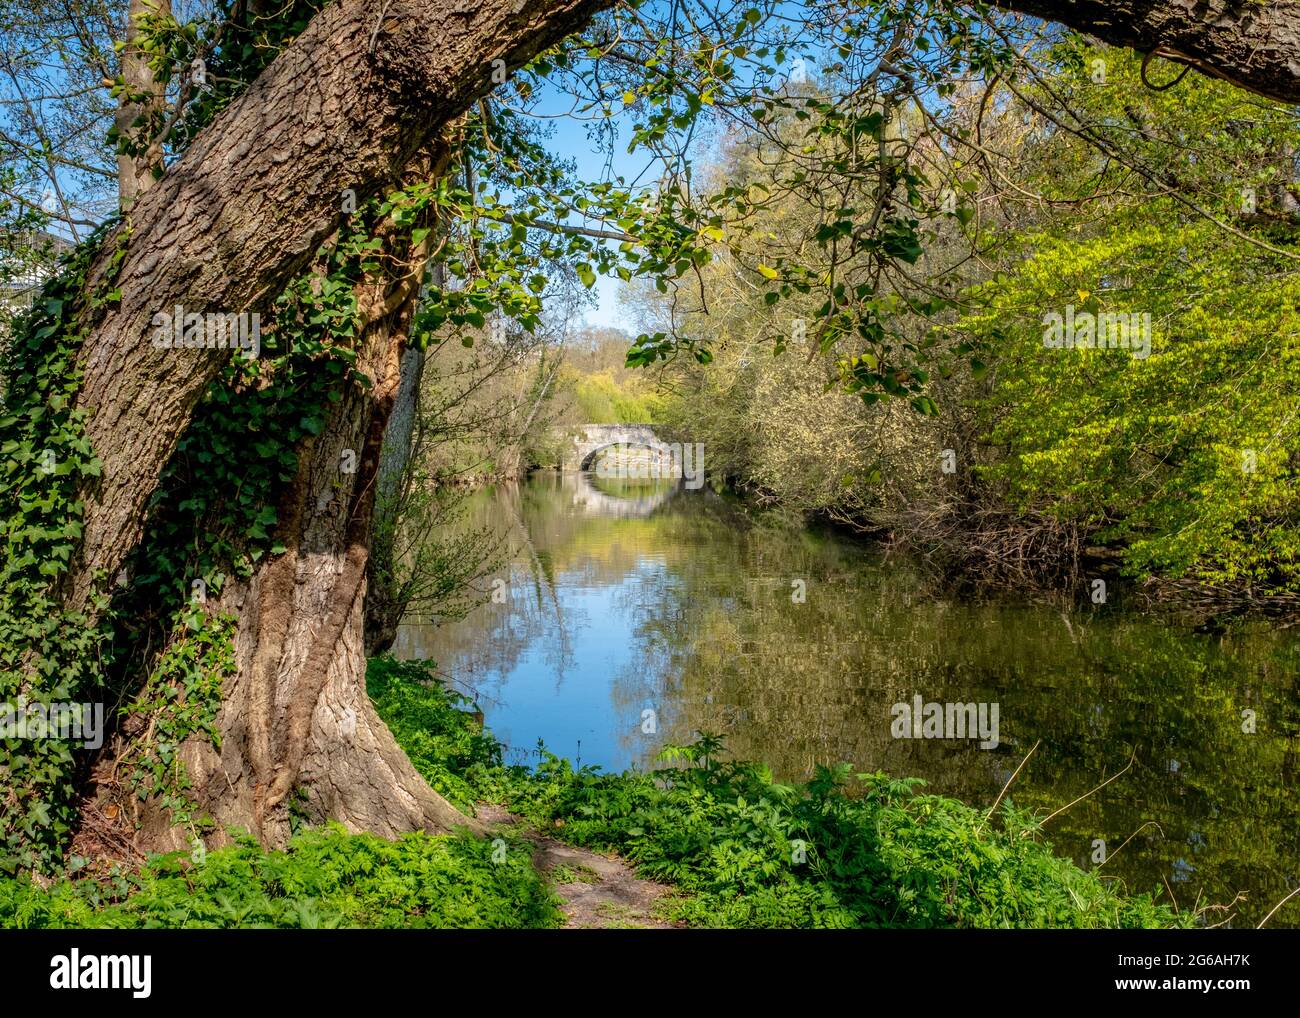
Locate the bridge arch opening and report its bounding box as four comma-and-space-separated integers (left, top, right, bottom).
579, 441, 674, 474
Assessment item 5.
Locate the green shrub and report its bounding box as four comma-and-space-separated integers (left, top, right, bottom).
0, 825, 559, 929
365, 656, 502, 811
488, 743, 1187, 929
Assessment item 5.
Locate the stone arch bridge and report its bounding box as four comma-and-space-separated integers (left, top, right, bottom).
562, 423, 673, 473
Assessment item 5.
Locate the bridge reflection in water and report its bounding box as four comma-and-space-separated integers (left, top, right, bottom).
569, 469, 680, 518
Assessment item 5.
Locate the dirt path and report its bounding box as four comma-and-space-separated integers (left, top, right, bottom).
478, 805, 679, 929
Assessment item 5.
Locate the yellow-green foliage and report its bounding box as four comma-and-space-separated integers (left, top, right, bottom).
965, 220, 1300, 591
567, 368, 663, 424
959, 46, 1300, 592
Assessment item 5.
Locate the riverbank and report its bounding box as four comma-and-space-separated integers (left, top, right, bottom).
0, 658, 1197, 929
701, 475, 1300, 626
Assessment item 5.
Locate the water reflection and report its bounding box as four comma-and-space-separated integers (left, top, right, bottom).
571, 470, 680, 517
395, 471, 1300, 927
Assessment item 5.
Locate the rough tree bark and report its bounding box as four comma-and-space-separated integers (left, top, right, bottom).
992, 1, 1300, 104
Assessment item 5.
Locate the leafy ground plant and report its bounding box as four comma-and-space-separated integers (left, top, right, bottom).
0, 825, 558, 929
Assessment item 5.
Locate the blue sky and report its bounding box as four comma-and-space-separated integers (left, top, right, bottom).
522, 86, 666, 335
586, 270, 629, 330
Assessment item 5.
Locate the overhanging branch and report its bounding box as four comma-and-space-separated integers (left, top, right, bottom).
990, 0, 1300, 105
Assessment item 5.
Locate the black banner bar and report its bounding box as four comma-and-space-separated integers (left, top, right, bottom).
2, 928, 1291, 1007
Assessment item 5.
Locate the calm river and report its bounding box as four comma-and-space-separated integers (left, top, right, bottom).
395, 470, 1300, 927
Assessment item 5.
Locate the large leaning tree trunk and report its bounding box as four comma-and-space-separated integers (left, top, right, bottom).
65, 0, 617, 854
117, 152, 484, 853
